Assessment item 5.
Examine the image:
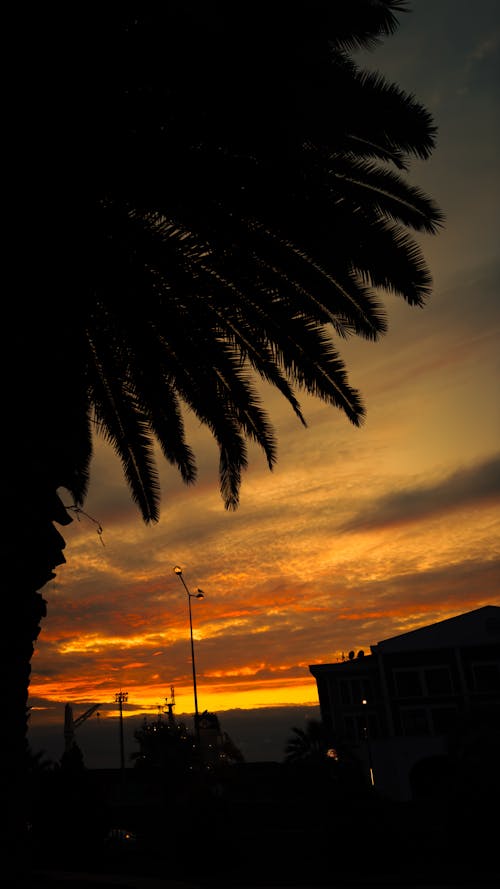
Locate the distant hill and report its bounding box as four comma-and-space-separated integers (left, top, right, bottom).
28, 703, 321, 768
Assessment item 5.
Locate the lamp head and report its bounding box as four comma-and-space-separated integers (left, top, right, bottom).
174, 566, 183, 576
196, 589, 205, 599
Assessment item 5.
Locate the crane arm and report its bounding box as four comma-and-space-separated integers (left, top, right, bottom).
73, 703, 100, 728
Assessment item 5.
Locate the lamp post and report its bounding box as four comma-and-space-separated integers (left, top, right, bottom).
174, 566, 205, 748
362, 698, 375, 787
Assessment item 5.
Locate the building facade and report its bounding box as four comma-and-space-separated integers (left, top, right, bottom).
309, 605, 500, 800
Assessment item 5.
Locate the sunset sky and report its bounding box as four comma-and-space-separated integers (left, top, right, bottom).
29, 1, 499, 748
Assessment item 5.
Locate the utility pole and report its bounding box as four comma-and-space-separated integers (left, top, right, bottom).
115, 690, 128, 771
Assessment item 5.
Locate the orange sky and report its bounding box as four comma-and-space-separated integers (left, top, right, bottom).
29, 2, 500, 735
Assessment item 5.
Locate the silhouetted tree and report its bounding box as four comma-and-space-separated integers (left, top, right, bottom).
4, 2, 443, 859
284, 719, 331, 763
60, 744, 86, 773
26, 745, 57, 776
284, 717, 368, 802
219, 731, 245, 766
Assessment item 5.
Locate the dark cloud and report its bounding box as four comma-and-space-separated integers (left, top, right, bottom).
339, 453, 500, 532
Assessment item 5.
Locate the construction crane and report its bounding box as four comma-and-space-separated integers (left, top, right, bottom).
64, 702, 100, 753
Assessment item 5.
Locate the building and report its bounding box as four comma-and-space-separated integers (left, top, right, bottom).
309, 605, 500, 801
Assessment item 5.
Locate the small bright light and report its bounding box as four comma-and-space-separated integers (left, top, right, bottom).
174, 566, 183, 575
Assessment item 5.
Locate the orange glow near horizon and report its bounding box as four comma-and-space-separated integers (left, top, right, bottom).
29, 674, 321, 721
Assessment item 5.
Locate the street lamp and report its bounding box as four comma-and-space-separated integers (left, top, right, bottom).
174, 566, 205, 746
362, 698, 375, 787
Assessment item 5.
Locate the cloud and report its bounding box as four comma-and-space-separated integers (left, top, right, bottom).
30, 3, 500, 740
338, 453, 500, 532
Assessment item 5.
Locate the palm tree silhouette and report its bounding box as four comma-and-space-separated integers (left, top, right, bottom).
4, 3, 443, 857
284, 719, 331, 764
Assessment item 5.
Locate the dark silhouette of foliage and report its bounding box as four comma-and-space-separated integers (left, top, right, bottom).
284, 718, 331, 763
283, 717, 366, 799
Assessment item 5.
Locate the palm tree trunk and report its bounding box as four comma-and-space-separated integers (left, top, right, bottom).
1, 485, 72, 868
2, 590, 47, 856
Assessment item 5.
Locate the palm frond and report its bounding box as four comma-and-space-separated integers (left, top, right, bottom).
87, 321, 162, 523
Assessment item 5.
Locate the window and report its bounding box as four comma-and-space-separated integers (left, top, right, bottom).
395, 666, 454, 698
394, 670, 423, 698
400, 708, 430, 736
344, 715, 357, 742
339, 677, 373, 705
425, 667, 453, 695
344, 713, 374, 743
340, 680, 351, 706
362, 679, 373, 701
365, 711, 380, 739
431, 707, 458, 734
472, 662, 500, 692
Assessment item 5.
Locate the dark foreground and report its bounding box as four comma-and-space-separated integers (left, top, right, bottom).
13, 764, 500, 888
